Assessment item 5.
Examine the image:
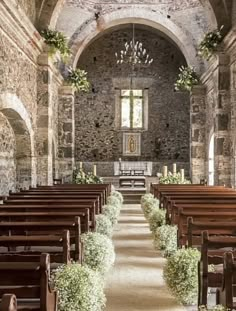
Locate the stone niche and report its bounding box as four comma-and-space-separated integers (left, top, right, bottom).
75, 25, 190, 167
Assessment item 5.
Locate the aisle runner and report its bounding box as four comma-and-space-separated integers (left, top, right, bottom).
105, 204, 187, 311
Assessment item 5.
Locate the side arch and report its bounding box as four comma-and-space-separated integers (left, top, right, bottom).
0, 93, 36, 190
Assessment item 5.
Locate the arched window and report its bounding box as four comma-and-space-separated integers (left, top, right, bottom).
208, 134, 214, 185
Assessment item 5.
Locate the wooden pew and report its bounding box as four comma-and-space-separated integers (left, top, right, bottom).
178, 209, 236, 247
0, 253, 57, 311
0, 205, 92, 231
198, 231, 236, 306
0, 218, 82, 262
187, 218, 236, 248
219, 252, 236, 310
0, 294, 17, 311
0, 230, 71, 265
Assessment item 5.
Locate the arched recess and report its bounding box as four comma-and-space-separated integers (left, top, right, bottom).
69, 8, 201, 71
208, 132, 215, 185
0, 93, 36, 191
199, 0, 232, 33
36, 0, 65, 30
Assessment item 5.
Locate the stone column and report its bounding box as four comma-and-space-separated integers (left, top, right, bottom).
37, 52, 63, 185
214, 53, 231, 186
190, 85, 206, 183
58, 85, 75, 182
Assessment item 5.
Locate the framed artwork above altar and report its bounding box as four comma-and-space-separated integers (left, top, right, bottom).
123, 133, 141, 156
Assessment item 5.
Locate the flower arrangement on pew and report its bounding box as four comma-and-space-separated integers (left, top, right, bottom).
153, 224, 177, 257
140, 193, 160, 220
148, 209, 166, 235
163, 248, 200, 305
52, 263, 106, 311
81, 232, 115, 276
95, 214, 113, 238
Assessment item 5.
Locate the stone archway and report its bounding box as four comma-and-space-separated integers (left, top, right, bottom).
68, 8, 201, 72
0, 93, 36, 193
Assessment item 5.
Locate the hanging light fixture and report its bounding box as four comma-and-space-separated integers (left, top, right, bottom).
115, 24, 153, 67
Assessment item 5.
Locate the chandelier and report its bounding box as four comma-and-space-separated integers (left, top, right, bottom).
115, 24, 153, 67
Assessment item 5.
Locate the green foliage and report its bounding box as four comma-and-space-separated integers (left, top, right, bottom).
110, 190, 123, 204
141, 194, 160, 221
67, 67, 90, 92
74, 169, 103, 184
95, 214, 113, 238
198, 26, 223, 60
81, 232, 115, 276
41, 28, 70, 60
52, 263, 106, 311
102, 204, 120, 226
175, 66, 199, 92
159, 172, 191, 184
148, 209, 166, 234
163, 248, 200, 305
154, 225, 177, 257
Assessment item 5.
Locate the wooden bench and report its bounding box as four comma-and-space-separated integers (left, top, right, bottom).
198, 231, 236, 306
0, 253, 57, 311
0, 230, 71, 265
0, 294, 17, 311
0, 219, 82, 263
219, 252, 236, 309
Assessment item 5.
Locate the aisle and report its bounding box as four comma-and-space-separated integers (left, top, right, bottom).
105, 204, 187, 311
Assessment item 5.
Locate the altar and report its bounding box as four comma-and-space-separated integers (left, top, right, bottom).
114, 161, 152, 176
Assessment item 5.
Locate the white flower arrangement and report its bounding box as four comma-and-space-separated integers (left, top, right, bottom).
95, 214, 113, 238
153, 224, 177, 257
52, 263, 106, 311
110, 190, 123, 204
141, 193, 155, 209
82, 232, 115, 276
159, 172, 191, 184
141, 195, 160, 221
148, 209, 166, 234
107, 195, 122, 209
163, 248, 200, 305
102, 204, 120, 226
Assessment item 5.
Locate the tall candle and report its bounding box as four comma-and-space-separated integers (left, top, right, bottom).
93, 164, 97, 176
163, 166, 168, 178
173, 163, 177, 175
79, 162, 83, 170
180, 169, 185, 182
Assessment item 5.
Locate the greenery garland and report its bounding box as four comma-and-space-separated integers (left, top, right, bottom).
52, 263, 106, 311
67, 67, 90, 92
41, 29, 70, 60
198, 26, 224, 60
175, 66, 200, 92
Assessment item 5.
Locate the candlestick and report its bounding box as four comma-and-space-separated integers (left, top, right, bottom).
173, 163, 177, 175
180, 169, 185, 182
79, 162, 83, 170
93, 164, 97, 176
163, 166, 168, 178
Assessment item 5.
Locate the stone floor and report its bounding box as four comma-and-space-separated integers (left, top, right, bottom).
105, 204, 193, 311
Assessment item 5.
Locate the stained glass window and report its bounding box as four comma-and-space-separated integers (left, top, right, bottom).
120, 89, 143, 129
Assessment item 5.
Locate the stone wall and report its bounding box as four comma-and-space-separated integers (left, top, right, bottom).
75, 27, 190, 167
17, 0, 37, 24
0, 113, 16, 195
